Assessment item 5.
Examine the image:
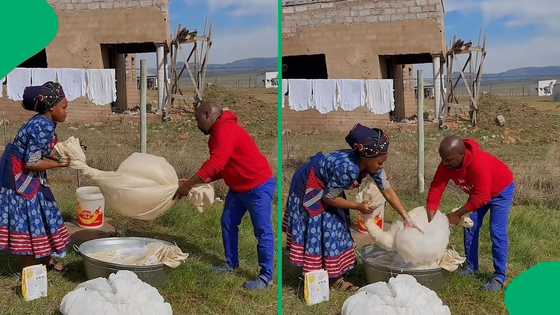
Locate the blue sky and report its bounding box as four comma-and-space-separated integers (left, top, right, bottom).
445, 0, 560, 73
169, 0, 277, 64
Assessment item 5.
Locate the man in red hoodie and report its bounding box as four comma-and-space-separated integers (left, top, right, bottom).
175, 102, 275, 290
426, 135, 515, 292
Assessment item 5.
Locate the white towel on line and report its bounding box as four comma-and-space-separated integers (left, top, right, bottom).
7, 68, 32, 101
288, 79, 312, 111
282, 79, 288, 108
365, 79, 394, 114
31, 68, 58, 86
311, 79, 337, 114
337, 79, 365, 111
57, 69, 87, 101
86, 69, 117, 106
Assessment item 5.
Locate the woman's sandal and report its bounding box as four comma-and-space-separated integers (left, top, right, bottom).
46, 257, 65, 273
331, 278, 359, 292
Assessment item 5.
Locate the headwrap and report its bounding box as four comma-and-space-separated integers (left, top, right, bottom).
345, 123, 389, 158
22, 81, 66, 113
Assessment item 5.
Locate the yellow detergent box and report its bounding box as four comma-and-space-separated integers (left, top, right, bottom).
21, 264, 48, 301
304, 269, 329, 306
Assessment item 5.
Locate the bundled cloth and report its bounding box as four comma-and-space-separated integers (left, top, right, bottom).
55, 137, 178, 220
362, 206, 466, 271
88, 243, 189, 268
341, 274, 450, 315
60, 270, 172, 315
187, 184, 215, 213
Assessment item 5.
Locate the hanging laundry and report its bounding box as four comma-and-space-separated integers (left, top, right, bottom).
337, 79, 365, 111
31, 68, 58, 86
365, 79, 394, 115
7, 68, 32, 101
86, 69, 117, 106
57, 69, 86, 101
288, 79, 313, 111
311, 79, 337, 114
282, 79, 288, 108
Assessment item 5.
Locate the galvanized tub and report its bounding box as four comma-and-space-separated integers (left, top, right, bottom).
75, 237, 172, 287
358, 245, 449, 291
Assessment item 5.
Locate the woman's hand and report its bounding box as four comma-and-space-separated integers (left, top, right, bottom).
57, 157, 70, 168
403, 215, 424, 233
356, 201, 375, 214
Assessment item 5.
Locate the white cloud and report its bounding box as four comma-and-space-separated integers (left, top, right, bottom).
187, 0, 277, 17
444, 0, 479, 13
445, 0, 560, 72
485, 35, 560, 73
176, 25, 277, 64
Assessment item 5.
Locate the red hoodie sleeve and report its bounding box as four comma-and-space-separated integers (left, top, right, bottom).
464, 162, 493, 212
196, 126, 235, 183
426, 163, 450, 214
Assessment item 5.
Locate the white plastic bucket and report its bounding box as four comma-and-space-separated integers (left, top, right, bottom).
76, 186, 105, 229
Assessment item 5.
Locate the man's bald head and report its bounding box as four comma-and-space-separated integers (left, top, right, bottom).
195, 102, 223, 135
439, 135, 465, 169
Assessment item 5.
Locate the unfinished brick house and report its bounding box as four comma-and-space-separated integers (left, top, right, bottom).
282, 0, 445, 132
1, 0, 170, 122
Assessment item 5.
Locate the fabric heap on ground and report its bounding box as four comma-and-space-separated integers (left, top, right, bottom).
88, 242, 188, 268
55, 137, 178, 220
341, 274, 451, 315
59, 270, 172, 315
362, 207, 451, 268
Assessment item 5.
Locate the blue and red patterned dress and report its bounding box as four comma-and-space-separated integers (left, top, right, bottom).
283, 150, 390, 279
0, 115, 70, 258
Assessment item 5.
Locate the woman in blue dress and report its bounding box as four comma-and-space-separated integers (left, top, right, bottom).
0, 81, 71, 271
283, 124, 421, 291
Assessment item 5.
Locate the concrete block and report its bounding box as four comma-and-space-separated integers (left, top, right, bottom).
87, 2, 100, 9
283, 6, 295, 13
100, 2, 113, 9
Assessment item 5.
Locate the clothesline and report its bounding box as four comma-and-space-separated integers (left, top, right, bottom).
1, 67, 116, 106
281, 79, 395, 115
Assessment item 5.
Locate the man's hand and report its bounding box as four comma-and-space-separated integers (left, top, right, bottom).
174, 179, 193, 200
426, 208, 436, 223
447, 211, 462, 226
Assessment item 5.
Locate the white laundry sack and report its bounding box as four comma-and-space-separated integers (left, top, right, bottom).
59, 270, 172, 315
362, 207, 450, 266
55, 138, 178, 220
341, 274, 451, 315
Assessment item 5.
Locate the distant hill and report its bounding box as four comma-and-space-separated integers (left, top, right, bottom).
483, 66, 560, 82
424, 66, 560, 85
174, 57, 277, 76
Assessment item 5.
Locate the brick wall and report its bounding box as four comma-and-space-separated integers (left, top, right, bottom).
283, 107, 390, 133
48, 0, 168, 12
283, 0, 444, 37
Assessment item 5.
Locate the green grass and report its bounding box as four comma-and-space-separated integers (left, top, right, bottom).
0, 85, 278, 314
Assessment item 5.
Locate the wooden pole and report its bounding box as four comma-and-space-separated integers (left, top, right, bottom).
417, 70, 425, 193
140, 59, 148, 153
